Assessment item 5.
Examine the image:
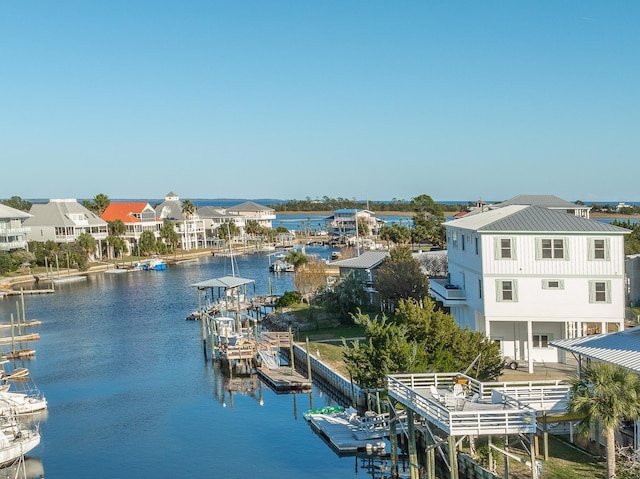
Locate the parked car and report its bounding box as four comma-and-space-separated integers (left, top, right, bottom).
503, 357, 519, 370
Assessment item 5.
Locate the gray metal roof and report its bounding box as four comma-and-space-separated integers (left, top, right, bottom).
550, 326, 640, 374
330, 251, 389, 269
24, 199, 106, 227
0, 204, 31, 220
190, 275, 255, 289
197, 206, 227, 218
155, 199, 188, 220
446, 205, 630, 234
228, 201, 273, 213
495, 194, 589, 210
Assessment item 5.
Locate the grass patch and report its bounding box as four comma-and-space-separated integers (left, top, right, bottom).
488, 434, 606, 479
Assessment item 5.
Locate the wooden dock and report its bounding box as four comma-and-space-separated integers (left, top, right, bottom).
0, 320, 42, 330
3, 289, 55, 296
257, 365, 312, 393
0, 333, 40, 345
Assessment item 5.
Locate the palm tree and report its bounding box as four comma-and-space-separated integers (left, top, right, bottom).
567, 362, 640, 479
181, 199, 196, 219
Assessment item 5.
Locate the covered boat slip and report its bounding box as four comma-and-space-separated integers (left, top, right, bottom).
387, 372, 570, 437
190, 275, 257, 316
191, 276, 259, 361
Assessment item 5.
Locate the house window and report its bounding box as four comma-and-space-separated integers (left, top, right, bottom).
542, 279, 565, 290
588, 238, 610, 260
533, 334, 551, 348
495, 237, 515, 259
475, 237, 479, 255
461, 234, 465, 251
496, 279, 517, 302
452, 231, 458, 248
537, 238, 567, 260
589, 280, 611, 303
478, 279, 482, 299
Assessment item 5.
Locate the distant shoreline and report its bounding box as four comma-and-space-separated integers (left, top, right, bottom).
276, 210, 640, 220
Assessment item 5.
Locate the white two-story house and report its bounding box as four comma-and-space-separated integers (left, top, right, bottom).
429, 205, 629, 373
0, 204, 31, 252
154, 192, 206, 251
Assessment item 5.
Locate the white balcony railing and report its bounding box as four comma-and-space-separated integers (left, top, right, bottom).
429, 278, 466, 304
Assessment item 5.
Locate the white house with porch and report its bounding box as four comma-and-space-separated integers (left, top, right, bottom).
154, 192, 205, 251
429, 205, 629, 374
0, 204, 31, 251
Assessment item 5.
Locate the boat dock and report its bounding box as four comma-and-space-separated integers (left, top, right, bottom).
257, 365, 312, 393
0, 333, 40, 344
1, 289, 54, 297
304, 409, 387, 454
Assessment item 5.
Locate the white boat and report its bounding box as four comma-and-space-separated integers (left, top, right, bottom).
0, 391, 47, 415
212, 317, 245, 346
269, 260, 295, 272
0, 419, 40, 467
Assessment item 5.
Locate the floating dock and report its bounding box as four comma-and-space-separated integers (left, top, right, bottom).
304, 409, 387, 454
257, 365, 312, 393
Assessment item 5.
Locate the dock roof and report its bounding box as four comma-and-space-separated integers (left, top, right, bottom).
190, 276, 255, 289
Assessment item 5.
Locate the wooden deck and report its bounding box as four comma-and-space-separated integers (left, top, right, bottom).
388, 372, 570, 436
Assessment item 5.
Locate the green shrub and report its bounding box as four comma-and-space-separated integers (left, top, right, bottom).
275, 291, 302, 309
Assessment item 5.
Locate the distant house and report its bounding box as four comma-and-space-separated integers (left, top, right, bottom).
454, 195, 591, 220
330, 251, 390, 304
24, 199, 108, 255
325, 209, 384, 237
494, 194, 591, 219
101, 202, 163, 255
196, 206, 244, 246
226, 201, 276, 230
0, 204, 31, 252
196, 201, 274, 242
430, 204, 629, 373
154, 192, 205, 251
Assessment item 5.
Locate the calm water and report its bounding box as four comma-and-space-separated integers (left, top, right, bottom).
0, 248, 379, 478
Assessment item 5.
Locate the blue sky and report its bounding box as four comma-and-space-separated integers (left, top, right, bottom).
2, 1, 639, 203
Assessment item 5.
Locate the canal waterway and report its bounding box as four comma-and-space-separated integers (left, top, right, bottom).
0, 248, 382, 478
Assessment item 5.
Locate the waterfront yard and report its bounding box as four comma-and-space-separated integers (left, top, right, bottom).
303, 338, 607, 479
